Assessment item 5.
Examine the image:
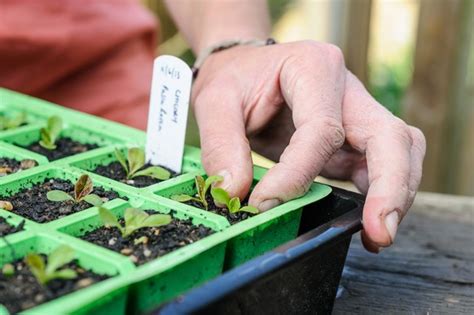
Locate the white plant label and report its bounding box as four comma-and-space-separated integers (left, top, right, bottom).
145, 55, 192, 173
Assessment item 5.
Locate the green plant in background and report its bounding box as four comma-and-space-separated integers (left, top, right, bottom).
47, 174, 104, 206
211, 188, 259, 214
98, 207, 172, 238
25, 245, 77, 285
115, 148, 171, 181
0, 113, 27, 131
170, 175, 223, 210
39, 115, 63, 150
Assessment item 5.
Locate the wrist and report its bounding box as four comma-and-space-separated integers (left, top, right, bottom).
192, 38, 276, 79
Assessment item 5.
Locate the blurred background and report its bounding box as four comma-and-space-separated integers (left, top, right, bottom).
142, 0, 473, 197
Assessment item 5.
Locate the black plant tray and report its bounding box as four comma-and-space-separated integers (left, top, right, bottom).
154, 186, 364, 314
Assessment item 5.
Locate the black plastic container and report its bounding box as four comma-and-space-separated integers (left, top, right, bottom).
155, 186, 364, 314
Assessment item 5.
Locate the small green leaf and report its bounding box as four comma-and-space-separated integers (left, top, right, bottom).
46, 190, 74, 202
50, 269, 77, 280
114, 148, 129, 174
3, 113, 27, 130
46, 245, 75, 275
39, 128, 56, 150
238, 205, 260, 214
228, 197, 241, 213
195, 176, 206, 200
74, 174, 93, 201
124, 208, 148, 228
211, 187, 230, 205
141, 214, 172, 228
122, 208, 171, 237
132, 166, 171, 180
47, 116, 63, 139
25, 253, 46, 284
204, 175, 223, 196
2, 263, 14, 276
82, 194, 104, 206
127, 148, 145, 177
98, 207, 123, 231
170, 194, 193, 202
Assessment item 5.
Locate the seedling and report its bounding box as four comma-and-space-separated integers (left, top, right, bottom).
170, 175, 223, 210
115, 148, 171, 181
0, 113, 27, 131
25, 245, 77, 285
39, 115, 62, 150
98, 207, 172, 238
2, 263, 14, 277
46, 174, 104, 206
211, 188, 259, 214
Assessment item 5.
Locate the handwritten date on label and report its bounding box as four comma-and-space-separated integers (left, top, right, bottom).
146, 55, 192, 173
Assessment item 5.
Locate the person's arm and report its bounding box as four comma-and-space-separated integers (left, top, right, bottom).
164, 0, 270, 53
165, 1, 426, 253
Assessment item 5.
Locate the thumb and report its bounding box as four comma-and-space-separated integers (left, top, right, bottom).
193, 86, 253, 199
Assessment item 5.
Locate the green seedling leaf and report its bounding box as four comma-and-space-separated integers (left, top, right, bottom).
99, 207, 172, 238
47, 115, 62, 138
46, 245, 75, 275
170, 194, 194, 202
26, 245, 78, 285
47, 174, 101, 205
127, 147, 145, 177
51, 269, 77, 280
39, 115, 63, 150
123, 208, 171, 238
114, 148, 129, 174
211, 187, 230, 205
39, 128, 56, 150
228, 197, 241, 213
25, 253, 47, 284
0, 113, 27, 130
98, 207, 123, 233
239, 205, 260, 214
211, 186, 259, 215
132, 166, 171, 180
204, 175, 223, 196
142, 213, 172, 227
46, 190, 74, 202
74, 174, 93, 201
82, 194, 104, 206
2, 263, 14, 277
195, 176, 206, 201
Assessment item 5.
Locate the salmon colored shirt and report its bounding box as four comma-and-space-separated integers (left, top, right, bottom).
0, 0, 158, 129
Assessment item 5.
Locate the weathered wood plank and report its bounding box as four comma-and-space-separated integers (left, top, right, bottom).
333, 192, 474, 314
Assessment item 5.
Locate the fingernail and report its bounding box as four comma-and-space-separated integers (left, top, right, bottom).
258, 199, 281, 212
217, 170, 232, 190
384, 211, 399, 244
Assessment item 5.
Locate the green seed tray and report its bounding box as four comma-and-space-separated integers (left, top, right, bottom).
50, 198, 228, 314
0, 87, 332, 313
0, 231, 133, 315
0, 141, 48, 174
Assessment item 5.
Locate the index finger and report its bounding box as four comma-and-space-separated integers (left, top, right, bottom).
249, 43, 346, 210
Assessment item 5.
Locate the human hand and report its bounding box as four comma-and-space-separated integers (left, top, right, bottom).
192, 41, 426, 253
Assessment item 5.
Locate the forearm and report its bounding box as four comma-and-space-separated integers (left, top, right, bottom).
164, 0, 271, 53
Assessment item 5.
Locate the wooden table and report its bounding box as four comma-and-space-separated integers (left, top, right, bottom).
333, 192, 474, 314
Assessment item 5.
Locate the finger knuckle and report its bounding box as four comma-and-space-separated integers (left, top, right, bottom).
389, 117, 412, 147
317, 117, 346, 152
279, 162, 313, 197
409, 126, 427, 154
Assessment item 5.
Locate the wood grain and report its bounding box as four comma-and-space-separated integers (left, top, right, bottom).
333, 192, 474, 314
